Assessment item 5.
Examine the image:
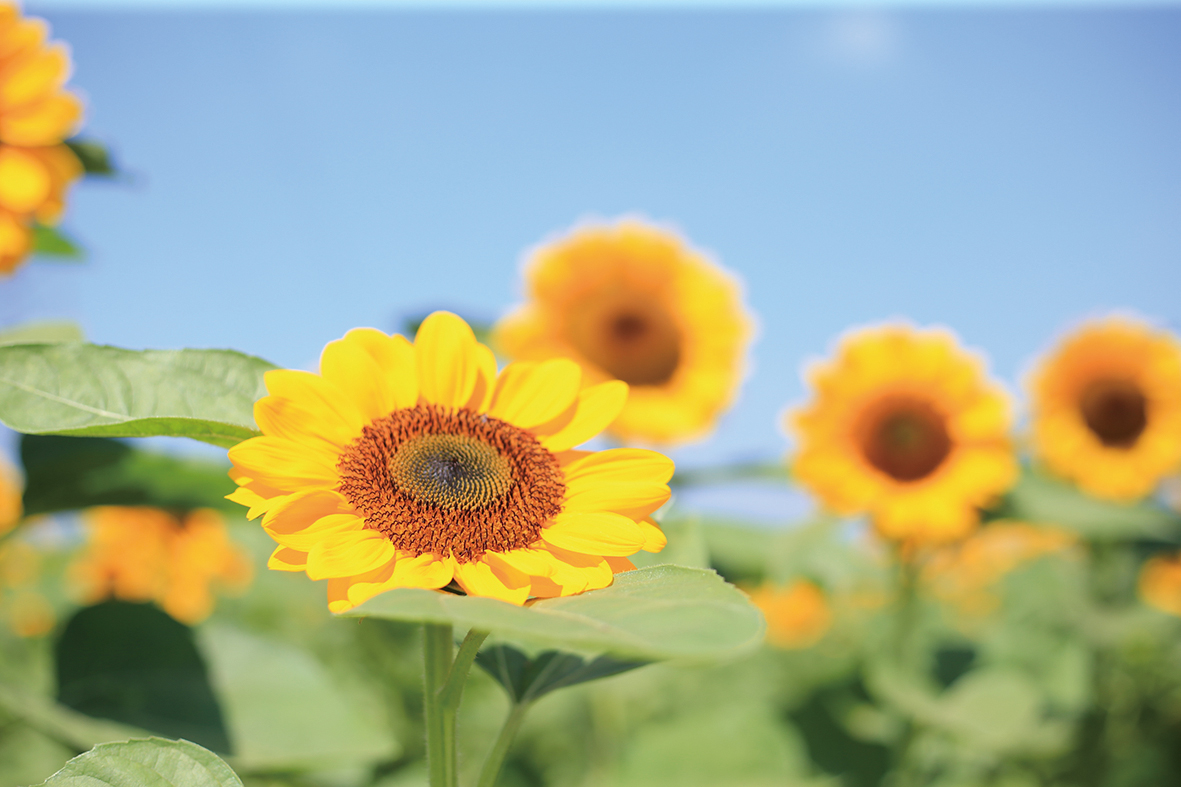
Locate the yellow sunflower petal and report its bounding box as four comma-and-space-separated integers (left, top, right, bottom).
326, 552, 455, 613
225, 486, 273, 521
305, 530, 396, 581
465, 342, 499, 413
537, 380, 628, 452
0, 92, 83, 146
254, 395, 359, 454
262, 369, 367, 437
563, 481, 671, 519
488, 358, 582, 429
0, 146, 50, 214
541, 544, 614, 592
227, 436, 339, 490
562, 448, 675, 486
637, 517, 667, 553
540, 512, 646, 556
268, 546, 308, 572
416, 311, 482, 408
265, 512, 364, 552
319, 335, 393, 422
392, 551, 456, 588
605, 556, 637, 573
454, 557, 530, 605
344, 328, 419, 408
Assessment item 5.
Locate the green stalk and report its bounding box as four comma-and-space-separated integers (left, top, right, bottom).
423, 623, 455, 787
440, 628, 489, 714
476, 701, 531, 787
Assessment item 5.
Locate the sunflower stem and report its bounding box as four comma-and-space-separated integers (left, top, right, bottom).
477, 700, 531, 787
440, 628, 489, 715
423, 623, 456, 787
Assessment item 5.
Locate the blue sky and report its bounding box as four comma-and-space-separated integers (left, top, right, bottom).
3, 6, 1180, 520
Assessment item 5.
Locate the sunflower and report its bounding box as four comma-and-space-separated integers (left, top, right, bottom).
0, 538, 54, 637
0, 455, 21, 537
1139, 551, 1181, 618
226, 311, 671, 611
790, 325, 1017, 545
68, 507, 252, 624
0, 3, 84, 275
493, 219, 753, 445
748, 579, 831, 649
1028, 318, 1181, 502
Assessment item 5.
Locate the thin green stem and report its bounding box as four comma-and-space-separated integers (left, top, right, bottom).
439, 628, 489, 715
477, 701, 531, 787
422, 623, 455, 787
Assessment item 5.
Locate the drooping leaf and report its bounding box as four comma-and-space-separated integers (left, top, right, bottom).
36, 738, 242, 787
999, 471, 1181, 540
56, 602, 231, 754
66, 138, 118, 177
344, 566, 765, 662
198, 623, 398, 773
31, 225, 84, 259
21, 435, 238, 516
476, 644, 646, 703
0, 343, 275, 448
0, 321, 83, 346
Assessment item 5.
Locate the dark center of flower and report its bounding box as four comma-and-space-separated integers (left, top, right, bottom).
573, 300, 682, 387
1080, 378, 1147, 448
336, 404, 565, 562
861, 399, 952, 482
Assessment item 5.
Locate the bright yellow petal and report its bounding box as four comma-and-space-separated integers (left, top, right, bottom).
345, 328, 419, 408
454, 558, 530, 605
488, 359, 582, 428
637, 517, 667, 552
392, 551, 456, 588
320, 334, 392, 422
562, 448, 675, 486
266, 512, 365, 552
225, 486, 273, 521
465, 342, 499, 413
327, 552, 455, 612
227, 436, 339, 489
540, 512, 646, 556
415, 311, 481, 408
538, 380, 629, 451
563, 481, 671, 519
262, 369, 367, 437
253, 395, 358, 454
305, 529, 396, 580
268, 546, 308, 572
542, 545, 614, 592
605, 555, 637, 573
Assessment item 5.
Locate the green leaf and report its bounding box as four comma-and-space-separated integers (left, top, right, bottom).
198, 623, 398, 773
56, 602, 231, 754
0, 321, 83, 346
31, 224, 84, 259
36, 738, 242, 787
66, 138, 118, 177
0, 343, 275, 448
343, 566, 765, 662
475, 644, 645, 703
20, 435, 238, 516
1000, 471, 1181, 540
0, 682, 149, 753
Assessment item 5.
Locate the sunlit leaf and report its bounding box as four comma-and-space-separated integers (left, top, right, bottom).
475, 644, 645, 703
35, 738, 241, 787
0, 343, 275, 448
0, 321, 83, 346
31, 224, 84, 259
66, 138, 119, 177
21, 435, 238, 516
344, 566, 765, 662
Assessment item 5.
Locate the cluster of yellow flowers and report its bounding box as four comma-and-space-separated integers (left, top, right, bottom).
0, 2, 83, 275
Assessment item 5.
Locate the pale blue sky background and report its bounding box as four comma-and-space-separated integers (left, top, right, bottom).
3, 5, 1180, 521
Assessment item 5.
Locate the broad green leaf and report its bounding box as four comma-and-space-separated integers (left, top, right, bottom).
32, 225, 84, 259
198, 623, 398, 773
0, 321, 83, 346
66, 138, 118, 177
475, 644, 645, 703
344, 566, 765, 662
0, 343, 275, 448
21, 435, 238, 516
56, 602, 231, 754
1000, 472, 1181, 540
36, 738, 242, 787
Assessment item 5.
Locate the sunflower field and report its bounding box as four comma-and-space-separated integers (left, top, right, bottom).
1, 4, 1180, 787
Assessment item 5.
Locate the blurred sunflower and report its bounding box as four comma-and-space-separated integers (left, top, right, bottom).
68, 507, 252, 624
0, 454, 21, 537
1029, 317, 1181, 501
0, 3, 84, 275
790, 325, 1017, 545
923, 521, 1076, 617
493, 219, 753, 445
1138, 551, 1181, 617
227, 311, 671, 611
748, 579, 831, 649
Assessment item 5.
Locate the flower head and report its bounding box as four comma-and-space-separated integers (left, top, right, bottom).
790, 325, 1017, 545
0, 455, 21, 537
749, 580, 832, 649
1029, 317, 1181, 501
494, 219, 753, 445
227, 311, 671, 611
0, 3, 84, 275
68, 507, 252, 624
1139, 551, 1181, 618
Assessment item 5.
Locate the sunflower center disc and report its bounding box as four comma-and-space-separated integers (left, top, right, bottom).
571, 297, 682, 387
1080, 378, 1147, 448
336, 404, 565, 562
861, 400, 952, 482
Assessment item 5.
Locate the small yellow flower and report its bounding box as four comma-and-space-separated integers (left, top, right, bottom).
749, 580, 832, 649
494, 219, 753, 445
790, 325, 1017, 545
68, 507, 252, 624
0, 3, 84, 275
1029, 317, 1181, 502
923, 521, 1076, 617
227, 311, 671, 611
1139, 552, 1181, 617
0, 455, 22, 537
